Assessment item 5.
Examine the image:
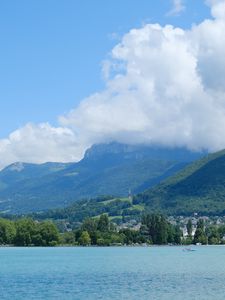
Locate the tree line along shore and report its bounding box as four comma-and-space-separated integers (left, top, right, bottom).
1, 214, 225, 246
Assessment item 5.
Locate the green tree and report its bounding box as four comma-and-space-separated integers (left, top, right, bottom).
14, 218, 60, 246
97, 214, 109, 232
206, 226, 220, 245
218, 224, 225, 243
0, 218, 16, 244
61, 232, 76, 245
174, 226, 182, 244
78, 231, 91, 246
14, 218, 36, 246
193, 219, 207, 245
142, 214, 169, 244
187, 219, 193, 237
39, 221, 59, 246
81, 218, 98, 233
141, 214, 182, 245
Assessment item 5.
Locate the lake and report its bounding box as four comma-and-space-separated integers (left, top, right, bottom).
0, 246, 225, 299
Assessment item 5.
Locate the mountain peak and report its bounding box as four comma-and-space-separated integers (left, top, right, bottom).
84, 142, 135, 158
5, 162, 25, 172
84, 142, 204, 162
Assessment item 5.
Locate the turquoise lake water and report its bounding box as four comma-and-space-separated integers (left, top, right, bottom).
0, 246, 225, 299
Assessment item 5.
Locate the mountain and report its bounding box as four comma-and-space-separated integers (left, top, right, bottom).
134, 149, 225, 215
0, 142, 203, 213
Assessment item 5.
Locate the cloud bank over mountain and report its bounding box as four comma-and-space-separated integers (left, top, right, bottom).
1, 0, 225, 168
0, 123, 83, 168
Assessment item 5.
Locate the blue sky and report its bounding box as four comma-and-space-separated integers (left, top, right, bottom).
1, 0, 225, 168
0, 0, 211, 138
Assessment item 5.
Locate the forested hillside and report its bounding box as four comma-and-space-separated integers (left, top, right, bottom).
134, 149, 225, 215
0, 143, 202, 213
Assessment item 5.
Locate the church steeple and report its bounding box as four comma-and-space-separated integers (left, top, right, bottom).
128, 189, 133, 202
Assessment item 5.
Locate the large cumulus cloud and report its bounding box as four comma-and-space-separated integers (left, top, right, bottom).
1, 0, 225, 169
61, 0, 225, 151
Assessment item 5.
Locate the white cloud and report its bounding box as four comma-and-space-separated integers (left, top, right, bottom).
0, 123, 86, 169
166, 0, 186, 16
206, 1, 225, 18
1, 0, 225, 169
61, 0, 225, 152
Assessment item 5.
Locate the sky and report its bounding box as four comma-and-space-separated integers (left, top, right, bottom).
0, 0, 224, 168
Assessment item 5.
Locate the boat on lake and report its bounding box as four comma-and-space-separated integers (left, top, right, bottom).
183, 247, 196, 252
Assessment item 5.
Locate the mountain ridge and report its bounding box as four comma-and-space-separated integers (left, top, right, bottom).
0, 142, 204, 214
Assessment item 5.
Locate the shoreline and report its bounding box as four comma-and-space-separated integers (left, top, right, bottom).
1, 244, 224, 248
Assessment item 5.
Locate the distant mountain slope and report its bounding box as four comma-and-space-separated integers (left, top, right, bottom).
134, 149, 225, 215
0, 142, 203, 213
0, 162, 69, 188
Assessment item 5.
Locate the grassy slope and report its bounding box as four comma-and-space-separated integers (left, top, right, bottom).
29, 196, 145, 225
